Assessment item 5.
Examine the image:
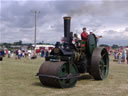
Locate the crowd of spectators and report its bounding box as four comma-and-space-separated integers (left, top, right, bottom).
0, 48, 51, 60
1, 46, 128, 65
113, 48, 128, 64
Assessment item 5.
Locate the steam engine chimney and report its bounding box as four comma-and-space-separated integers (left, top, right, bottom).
63, 17, 71, 43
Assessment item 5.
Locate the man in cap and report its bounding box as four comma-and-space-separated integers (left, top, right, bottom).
80, 27, 88, 49
81, 27, 88, 40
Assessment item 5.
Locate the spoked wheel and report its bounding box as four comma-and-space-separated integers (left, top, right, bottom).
91, 47, 109, 80
38, 61, 79, 88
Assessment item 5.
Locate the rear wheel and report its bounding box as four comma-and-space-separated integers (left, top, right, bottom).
90, 47, 109, 80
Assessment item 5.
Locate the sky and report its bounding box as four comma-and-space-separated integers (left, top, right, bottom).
0, 0, 128, 46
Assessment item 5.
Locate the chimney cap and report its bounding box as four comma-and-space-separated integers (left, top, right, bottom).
63, 17, 71, 19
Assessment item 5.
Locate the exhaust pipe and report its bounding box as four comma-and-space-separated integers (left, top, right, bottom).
63, 17, 71, 43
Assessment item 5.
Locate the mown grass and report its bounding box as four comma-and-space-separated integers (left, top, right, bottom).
0, 56, 128, 96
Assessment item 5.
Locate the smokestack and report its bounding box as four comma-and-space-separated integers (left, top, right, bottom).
63, 17, 71, 42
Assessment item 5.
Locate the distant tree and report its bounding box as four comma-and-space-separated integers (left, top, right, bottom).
14, 40, 22, 45
42, 41, 44, 44
19, 40, 22, 45
99, 44, 110, 47
112, 44, 119, 49
37, 42, 43, 44
1, 43, 11, 48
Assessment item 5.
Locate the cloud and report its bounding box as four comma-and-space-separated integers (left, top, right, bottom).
0, 0, 128, 46
98, 27, 128, 45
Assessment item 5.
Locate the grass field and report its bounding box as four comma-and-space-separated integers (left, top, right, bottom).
0, 56, 128, 96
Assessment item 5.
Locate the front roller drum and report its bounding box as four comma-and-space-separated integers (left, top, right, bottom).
38, 61, 79, 88
91, 47, 109, 80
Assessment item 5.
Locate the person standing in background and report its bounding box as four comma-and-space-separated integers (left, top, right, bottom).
8, 50, 11, 58
126, 49, 128, 64
118, 52, 122, 64
18, 49, 22, 59
41, 49, 44, 57
122, 49, 127, 64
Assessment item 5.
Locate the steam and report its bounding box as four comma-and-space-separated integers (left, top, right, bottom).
67, 1, 128, 17
64, 0, 128, 34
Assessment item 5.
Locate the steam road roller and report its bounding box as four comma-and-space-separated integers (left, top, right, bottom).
37, 17, 109, 88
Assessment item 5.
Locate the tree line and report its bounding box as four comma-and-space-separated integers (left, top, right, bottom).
0, 40, 54, 48
99, 44, 128, 49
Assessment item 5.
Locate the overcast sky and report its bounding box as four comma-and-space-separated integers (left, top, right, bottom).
0, 0, 128, 45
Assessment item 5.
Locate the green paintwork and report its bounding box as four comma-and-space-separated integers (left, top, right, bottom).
58, 62, 78, 88
87, 34, 97, 55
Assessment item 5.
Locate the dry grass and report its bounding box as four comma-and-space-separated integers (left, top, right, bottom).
0, 56, 128, 96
